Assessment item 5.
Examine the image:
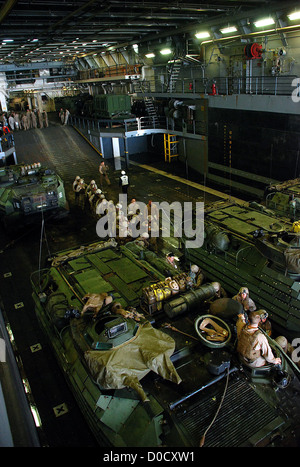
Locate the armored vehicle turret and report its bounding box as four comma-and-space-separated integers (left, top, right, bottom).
0, 163, 68, 229
264, 178, 300, 221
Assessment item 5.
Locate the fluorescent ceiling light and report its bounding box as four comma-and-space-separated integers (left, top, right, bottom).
145, 52, 155, 58
254, 17, 275, 28
220, 26, 237, 34
160, 48, 172, 55
3, 39, 13, 42
195, 31, 210, 39
288, 11, 300, 21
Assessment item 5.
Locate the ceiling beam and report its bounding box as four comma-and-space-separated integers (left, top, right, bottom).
0, 0, 18, 24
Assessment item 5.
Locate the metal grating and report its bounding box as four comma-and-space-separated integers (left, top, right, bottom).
176, 376, 282, 447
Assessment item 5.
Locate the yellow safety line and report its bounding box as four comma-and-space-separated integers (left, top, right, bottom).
72, 125, 103, 158
127, 160, 248, 206
73, 124, 247, 205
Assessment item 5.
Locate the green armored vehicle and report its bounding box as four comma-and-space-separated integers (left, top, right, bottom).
0, 163, 68, 229
31, 236, 300, 447
185, 200, 300, 340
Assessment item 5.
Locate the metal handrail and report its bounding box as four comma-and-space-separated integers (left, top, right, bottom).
138, 74, 299, 96
77, 64, 142, 81
70, 114, 206, 137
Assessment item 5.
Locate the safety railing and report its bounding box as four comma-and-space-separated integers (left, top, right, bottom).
6, 67, 77, 86
69, 115, 206, 137
214, 75, 299, 96
137, 74, 299, 97
77, 64, 142, 81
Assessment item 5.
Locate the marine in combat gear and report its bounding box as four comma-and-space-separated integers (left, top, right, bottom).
236, 311, 281, 368
232, 287, 256, 312
188, 264, 205, 288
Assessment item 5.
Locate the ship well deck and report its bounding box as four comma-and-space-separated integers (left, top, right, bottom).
0, 116, 300, 447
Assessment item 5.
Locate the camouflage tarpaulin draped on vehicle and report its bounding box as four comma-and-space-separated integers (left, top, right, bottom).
84, 321, 182, 402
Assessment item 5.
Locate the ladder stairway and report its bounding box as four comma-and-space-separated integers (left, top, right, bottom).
167, 54, 202, 92
167, 59, 182, 93
164, 133, 179, 163
131, 78, 159, 123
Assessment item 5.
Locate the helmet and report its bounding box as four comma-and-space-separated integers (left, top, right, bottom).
141, 232, 149, 238
75, 176, 80, 181
211, 282, 221, 292
258, 309, 268, 320
190, 264, 199, 273
91, 180, 96, 185
96, 189, 102, 194
121, 170, 126, 175
275, 336, 288, 351
239, 287, 249, 295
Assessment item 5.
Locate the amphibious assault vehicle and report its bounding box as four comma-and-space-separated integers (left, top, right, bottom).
31, 234, 300, 447
185, 200, 300, 340
0, 163, 68, 229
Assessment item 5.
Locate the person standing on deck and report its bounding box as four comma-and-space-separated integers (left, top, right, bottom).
64, 109, 70, 125
99, 161, 111, 188
119, 170, 129, 194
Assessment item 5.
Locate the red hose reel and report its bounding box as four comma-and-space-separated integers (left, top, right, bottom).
244, 42, 263, 59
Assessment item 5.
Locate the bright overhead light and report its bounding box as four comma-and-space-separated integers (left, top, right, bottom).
3, 39, 14, 42
220, 26, 237, 34
145, 52, 155, 58
195, 31, 210, 39
254, 17, 275, 28
160, 48, 172, 55
288, 11, 300, 21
